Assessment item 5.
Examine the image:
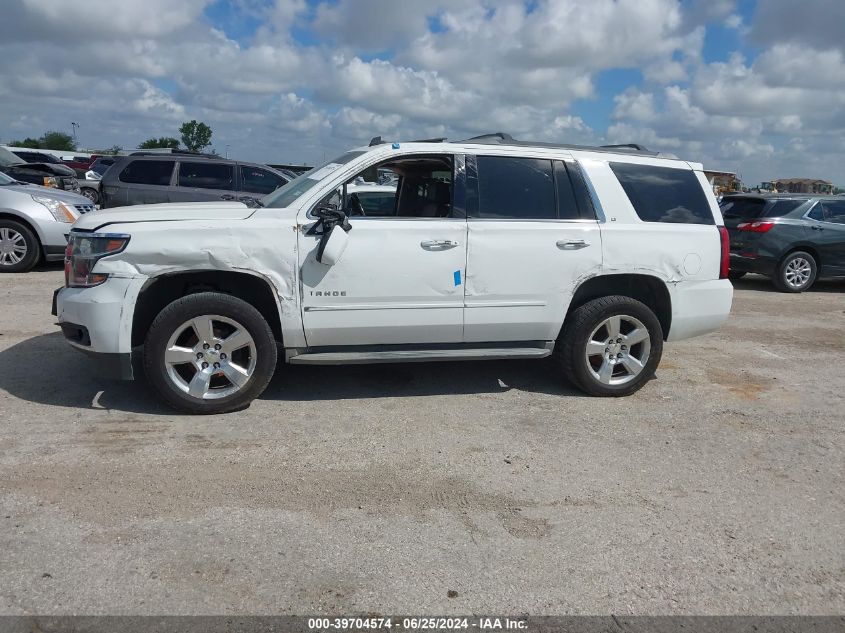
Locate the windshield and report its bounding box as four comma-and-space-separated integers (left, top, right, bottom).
0, 146, 25, 167
0, 171, 16, 185
261, 151, 365, 208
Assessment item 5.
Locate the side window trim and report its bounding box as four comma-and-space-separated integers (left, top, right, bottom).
564, 159, 600, 221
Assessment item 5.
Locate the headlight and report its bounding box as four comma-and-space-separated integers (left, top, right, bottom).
65, 232, 130, 288
42, 176, 60, 188
32, 195, 78, 223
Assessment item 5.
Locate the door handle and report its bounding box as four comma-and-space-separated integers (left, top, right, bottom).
811, 225, 825, 230
556, 239, 590, 250
220, 194, 235, 200
421, 239, 460, 249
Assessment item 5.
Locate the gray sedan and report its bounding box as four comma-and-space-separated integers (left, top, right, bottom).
0, 171, 94, 272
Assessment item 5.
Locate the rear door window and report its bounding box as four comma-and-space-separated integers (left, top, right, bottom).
475, 156, 556, 219
817, 200, 845, 223
240, 165, 286, 194
118, 160, 174, 185
178, 162, 234, 190
610, 162, 713, 224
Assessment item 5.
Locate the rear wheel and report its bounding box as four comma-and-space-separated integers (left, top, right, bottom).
0, 219, 40, 273
143, 292, 277, 414
556, 295, 663, 397
773, 251, 816, 293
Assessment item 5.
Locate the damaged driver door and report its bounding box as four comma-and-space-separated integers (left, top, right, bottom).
298, 152, 468, 347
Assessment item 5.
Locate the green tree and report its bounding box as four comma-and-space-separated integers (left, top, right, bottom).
107, 145, 123, 155
8, 137, 42, 148
179, 120, 212, 153
38, 131, 76, 151
138, 136, 180, 150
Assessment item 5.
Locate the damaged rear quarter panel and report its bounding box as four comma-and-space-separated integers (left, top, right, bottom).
90, 215, 304, 347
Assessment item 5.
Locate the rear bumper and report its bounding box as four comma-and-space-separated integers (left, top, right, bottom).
666, 279, 733, 342
729, 252, 776, 275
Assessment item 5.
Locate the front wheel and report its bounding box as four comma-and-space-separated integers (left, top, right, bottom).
555, 295, 663, 397
80, 187, 99, 204
143, 292, 278, 414
0, 219, 40, 273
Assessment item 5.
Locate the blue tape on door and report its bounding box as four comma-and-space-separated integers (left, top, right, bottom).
453, 270, 461, 286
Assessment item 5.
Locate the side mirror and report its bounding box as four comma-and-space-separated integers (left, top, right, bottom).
316, 224, 350, 265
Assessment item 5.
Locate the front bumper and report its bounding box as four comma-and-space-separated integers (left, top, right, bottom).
55, 276, 147, 380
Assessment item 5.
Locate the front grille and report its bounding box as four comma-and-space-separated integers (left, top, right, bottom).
74, 204, 94, 214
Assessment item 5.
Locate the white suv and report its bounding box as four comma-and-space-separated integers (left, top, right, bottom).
55, 134, 733, 414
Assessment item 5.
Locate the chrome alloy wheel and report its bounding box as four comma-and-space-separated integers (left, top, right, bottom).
784, 256, 812, 289
585, 314, 651, 386
164, 315, 257, 400
0, 227, 27, 266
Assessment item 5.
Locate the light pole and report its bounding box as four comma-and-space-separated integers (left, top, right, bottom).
71, 122, 79, 145
225, 144, 230, 159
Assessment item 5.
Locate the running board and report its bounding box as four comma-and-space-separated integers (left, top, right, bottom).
288, 344, 553, 365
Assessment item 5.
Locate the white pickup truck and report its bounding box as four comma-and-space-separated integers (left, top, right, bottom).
55, 134, 733, 413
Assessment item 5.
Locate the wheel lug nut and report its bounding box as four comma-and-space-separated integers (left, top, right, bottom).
201, 362, 209, 369
203, 343, 210, 350
214, 344, 221, 350
197, 352, 203, 359
213, 362, 220, 369
220, 353, 227, 360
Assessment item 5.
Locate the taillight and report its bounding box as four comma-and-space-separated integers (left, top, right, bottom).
65, 232, 130, 288
737, 220, 775, 232
718, 226, 730, 280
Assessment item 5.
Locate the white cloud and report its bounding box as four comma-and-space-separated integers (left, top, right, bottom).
0, 0, 841, 186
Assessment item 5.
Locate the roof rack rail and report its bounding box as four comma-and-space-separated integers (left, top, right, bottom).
459, 132, 660, 157
411, 137, 447, 143
463, 132, 515, 143
600, 143, 650, 152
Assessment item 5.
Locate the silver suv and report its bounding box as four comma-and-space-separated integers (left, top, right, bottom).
0, 170, 93, 272
100, 154, 290, 208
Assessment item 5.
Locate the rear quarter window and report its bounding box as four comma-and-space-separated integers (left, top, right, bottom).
118, 160, 174, 186
610, 162, 713, 225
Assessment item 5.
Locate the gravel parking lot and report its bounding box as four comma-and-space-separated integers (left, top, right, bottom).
0, 265, 842, 615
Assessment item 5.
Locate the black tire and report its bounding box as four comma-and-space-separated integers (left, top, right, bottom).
773, 250, 817, 293
555, 295, 663, 397
143, 292, 278, 414
0, 219, 40, 273
728, 270, 746, 280
80, 187, 99, 204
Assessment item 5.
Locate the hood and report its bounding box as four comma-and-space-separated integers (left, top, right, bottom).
1, 182, 91, 204
73, 201, 255, 230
